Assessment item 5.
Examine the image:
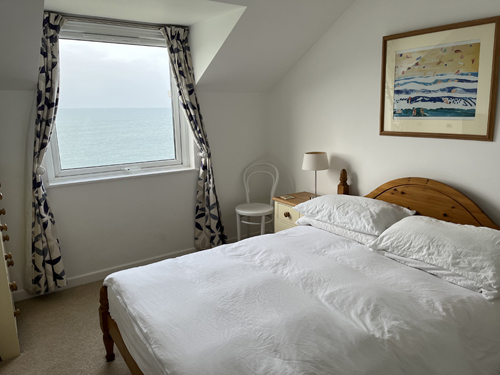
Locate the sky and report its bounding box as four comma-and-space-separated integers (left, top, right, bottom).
59, 39, 173, 109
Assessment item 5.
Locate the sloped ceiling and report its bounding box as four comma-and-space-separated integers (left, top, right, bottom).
44, 0, 243, 26
198, 0, 356, 92
0, 0, 44, 90
0, 0, 356, 92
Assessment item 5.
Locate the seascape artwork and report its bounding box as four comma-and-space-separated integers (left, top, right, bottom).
393, 41, 480, 119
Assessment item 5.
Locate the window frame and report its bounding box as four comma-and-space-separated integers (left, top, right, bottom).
45, 21, 194, 186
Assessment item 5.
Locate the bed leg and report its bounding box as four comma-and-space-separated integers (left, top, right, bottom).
99, 285, 116, 362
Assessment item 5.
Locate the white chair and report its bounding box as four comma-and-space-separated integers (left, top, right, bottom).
236, 163, 279, 241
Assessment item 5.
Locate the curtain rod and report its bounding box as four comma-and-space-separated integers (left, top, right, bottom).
45, 11, 189, 31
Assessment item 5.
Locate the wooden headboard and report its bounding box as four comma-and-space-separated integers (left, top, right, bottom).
364, 177, 499, 230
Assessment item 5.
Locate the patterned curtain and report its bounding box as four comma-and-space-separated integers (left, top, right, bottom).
160, 26, 226, 250
29, 12, 67, 294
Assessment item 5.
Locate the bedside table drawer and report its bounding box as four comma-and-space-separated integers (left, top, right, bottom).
275, 219, 296, 233
272, 192, 311, 233
275, 203, 301, 225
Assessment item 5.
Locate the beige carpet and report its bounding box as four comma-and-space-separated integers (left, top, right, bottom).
0, 280, 130, 375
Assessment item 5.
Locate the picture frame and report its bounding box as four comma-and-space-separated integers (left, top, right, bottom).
380, 17, 500, 141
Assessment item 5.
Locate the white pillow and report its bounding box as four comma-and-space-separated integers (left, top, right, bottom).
369, 216, 500, 300
296, 216, 377, 245
294, 195, 415, 236
377, 250, 496, 296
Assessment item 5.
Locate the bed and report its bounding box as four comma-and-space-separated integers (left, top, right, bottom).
99, 175, 500, 375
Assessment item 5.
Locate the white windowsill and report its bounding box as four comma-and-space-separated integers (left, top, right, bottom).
45, 165, 198, 189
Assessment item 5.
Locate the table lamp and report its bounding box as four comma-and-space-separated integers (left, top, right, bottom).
302, 152, 329, 199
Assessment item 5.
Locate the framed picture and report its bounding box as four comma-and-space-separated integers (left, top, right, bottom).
380, 17, 500, 141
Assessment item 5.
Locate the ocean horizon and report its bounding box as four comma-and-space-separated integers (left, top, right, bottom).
56, 107, 175, 170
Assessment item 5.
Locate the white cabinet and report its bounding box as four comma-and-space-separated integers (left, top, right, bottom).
274, 203, 302, 232
272, 192, 312, 233
0, 202, 20, 360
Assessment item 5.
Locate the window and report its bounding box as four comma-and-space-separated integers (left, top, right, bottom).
46, 21, 193, 185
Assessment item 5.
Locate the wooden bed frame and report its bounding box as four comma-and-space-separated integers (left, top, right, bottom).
365, 177, 499, 230
99, 172, 500, 374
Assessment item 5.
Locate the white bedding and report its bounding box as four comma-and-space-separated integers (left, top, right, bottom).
104, 226, 500, 375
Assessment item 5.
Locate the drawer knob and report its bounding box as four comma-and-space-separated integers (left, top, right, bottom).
0, 223, 7, 231
9, 281, 17, 292
3, 234, 9, 242
13, 309, 21, 317
0, 208, 5, 215
4, 252, 12, 260
283, 211, 291, 218
6, 259, 14, 267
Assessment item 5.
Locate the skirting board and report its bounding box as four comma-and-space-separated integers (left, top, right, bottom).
12, 246, 197, 302
12, 235, 242, 302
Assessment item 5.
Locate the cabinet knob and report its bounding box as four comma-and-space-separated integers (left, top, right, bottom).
3, 234, 9, 242
6, 259, 14, 267
4, 252, 12, 260
9, 281, 17, 292
283, 211, 291, 218
0, 223, 7, 231
0, 208, 5, 215
13, 309, 21, 317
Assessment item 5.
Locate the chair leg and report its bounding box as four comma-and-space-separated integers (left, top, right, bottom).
261, 215, 266, 235
247, 217, 251, 239
236, 213, 241, 241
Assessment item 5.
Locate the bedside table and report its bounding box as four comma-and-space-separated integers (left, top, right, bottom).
272, 192, 313, 232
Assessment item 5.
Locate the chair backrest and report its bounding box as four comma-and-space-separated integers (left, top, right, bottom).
243, 163, 279, 205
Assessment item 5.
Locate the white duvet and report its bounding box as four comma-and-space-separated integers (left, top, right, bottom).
104, 226, 500, 375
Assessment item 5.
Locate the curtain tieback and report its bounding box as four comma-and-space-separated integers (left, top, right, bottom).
197, 151, 208, 158
36, 166, 46, 175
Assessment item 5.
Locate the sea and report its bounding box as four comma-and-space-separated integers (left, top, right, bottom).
55, 107, 175, 170
393, 72, 478, 119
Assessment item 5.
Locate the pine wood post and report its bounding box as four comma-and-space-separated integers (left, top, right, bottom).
338, 169, 349, 195
99, 286, 115, 362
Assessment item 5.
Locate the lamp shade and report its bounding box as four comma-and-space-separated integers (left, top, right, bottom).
302, 152, 329, 171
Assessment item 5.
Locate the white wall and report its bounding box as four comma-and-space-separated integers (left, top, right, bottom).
47, 170, 199, 283
267, 0, 500, 225
196, 91, 269, 236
